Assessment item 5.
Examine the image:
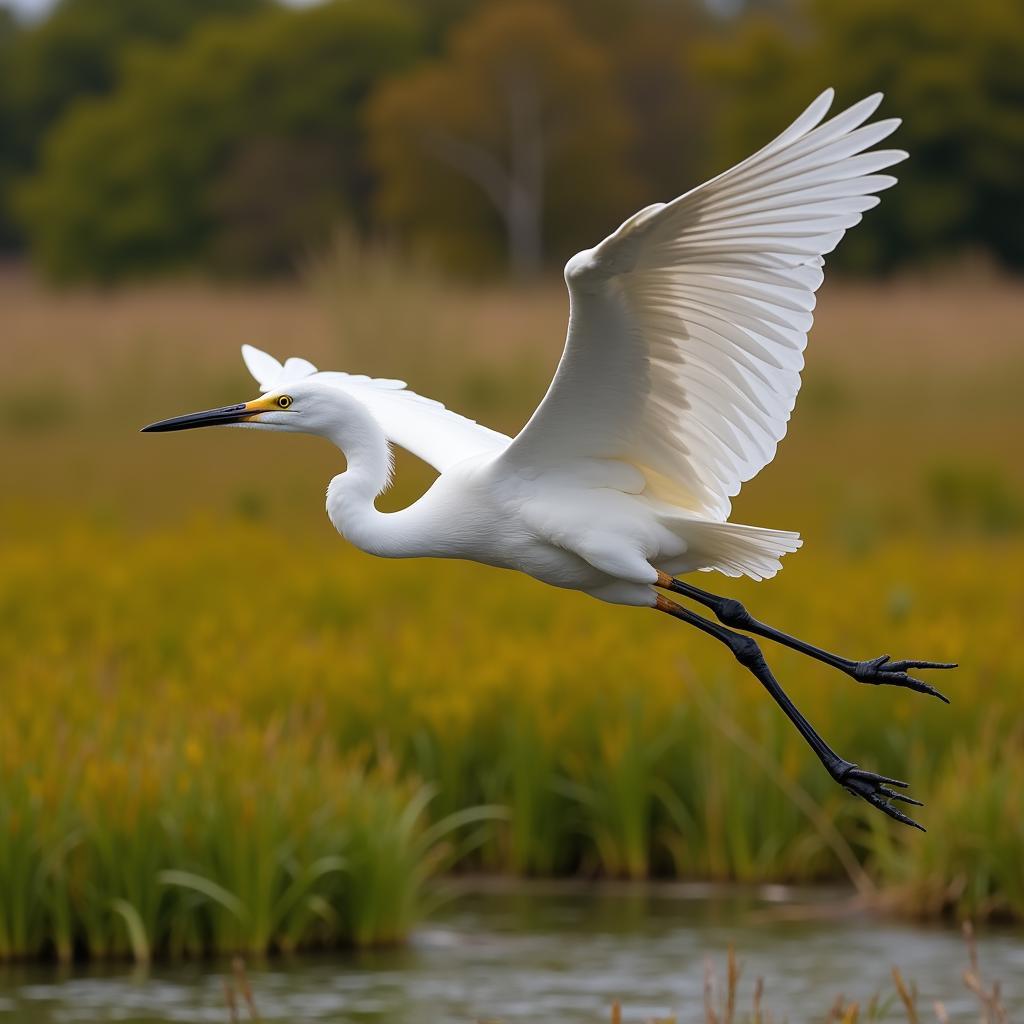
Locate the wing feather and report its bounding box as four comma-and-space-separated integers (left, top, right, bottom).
498, 90, 905, 519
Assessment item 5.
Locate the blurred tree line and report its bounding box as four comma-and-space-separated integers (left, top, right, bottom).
0, 0, 1022, 281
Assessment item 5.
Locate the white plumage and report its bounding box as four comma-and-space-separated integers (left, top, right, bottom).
145, 90, 955, 829
241, 344, 509, 473
197, 88, 907, 602
151, 88, 904, 589
502, 89, 903, 523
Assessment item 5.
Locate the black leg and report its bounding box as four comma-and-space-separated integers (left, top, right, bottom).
655, 594, 926, 830
656, 571, 955, 703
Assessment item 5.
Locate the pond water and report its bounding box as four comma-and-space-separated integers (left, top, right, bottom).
1, 881, 1021, 1023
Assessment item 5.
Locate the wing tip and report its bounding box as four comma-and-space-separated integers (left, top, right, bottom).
805, 87, 836, 127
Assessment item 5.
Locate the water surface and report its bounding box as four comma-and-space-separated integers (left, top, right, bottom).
2, 881, 1021, 1022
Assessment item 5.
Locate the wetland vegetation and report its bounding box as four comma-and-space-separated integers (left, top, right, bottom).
2, 262, 1023, 960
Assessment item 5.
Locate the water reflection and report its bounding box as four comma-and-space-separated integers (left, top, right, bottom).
2, 882, 1021, 1022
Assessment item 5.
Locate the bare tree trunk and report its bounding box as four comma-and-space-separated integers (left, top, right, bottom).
505, 182, 543, 278
421, 63, 546, 278
503, 64, 545, 278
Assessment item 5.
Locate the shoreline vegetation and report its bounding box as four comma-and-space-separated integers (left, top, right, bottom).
640, 926, 1011, 1024
3, 264, 1023, 961
215, 923, 1009, 1023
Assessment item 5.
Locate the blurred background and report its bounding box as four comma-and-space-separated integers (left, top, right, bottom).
1, 0, 1023, 1020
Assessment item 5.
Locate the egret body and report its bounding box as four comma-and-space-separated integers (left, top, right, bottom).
144, 91, 953, 828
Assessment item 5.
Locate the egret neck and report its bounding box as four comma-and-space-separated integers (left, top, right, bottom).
323, 399, 411, 559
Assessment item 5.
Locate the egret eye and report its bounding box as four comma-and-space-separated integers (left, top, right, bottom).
277, 395, 293, 409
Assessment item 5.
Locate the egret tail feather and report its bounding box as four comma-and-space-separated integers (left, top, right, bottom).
661, 518, 802, 581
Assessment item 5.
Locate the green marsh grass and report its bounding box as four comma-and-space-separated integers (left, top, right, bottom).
2, 265, 1023, 958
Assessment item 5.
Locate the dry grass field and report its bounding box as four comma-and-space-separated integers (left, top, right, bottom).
2, 255, 1023, 959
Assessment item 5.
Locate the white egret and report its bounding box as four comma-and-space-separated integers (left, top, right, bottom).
144, 90, 953, 830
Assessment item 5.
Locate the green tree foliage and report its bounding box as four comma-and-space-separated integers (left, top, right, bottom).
19, 1, 420, 280
0, 9, 21, 248
537, 0, 713, 232
7, 0, 1024, 279
700, 0, 1024, 271
368, 1, 641, 276
0, 0, 267, 248
601, 8, 711, 216
7, 0, 267, 137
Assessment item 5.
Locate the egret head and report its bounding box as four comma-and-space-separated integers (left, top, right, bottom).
141, 380, 359, 438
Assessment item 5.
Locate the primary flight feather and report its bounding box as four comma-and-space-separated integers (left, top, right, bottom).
144, 90, 954, 830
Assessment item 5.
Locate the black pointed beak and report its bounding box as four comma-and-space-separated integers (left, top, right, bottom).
140, 402, 256, 433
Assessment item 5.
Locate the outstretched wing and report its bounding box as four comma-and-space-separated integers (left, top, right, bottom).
242, 345, 510, 473
498, 90, 905, 520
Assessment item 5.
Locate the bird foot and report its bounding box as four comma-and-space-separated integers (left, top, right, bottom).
833, 761, 926, 831
849, 654, 955, 703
